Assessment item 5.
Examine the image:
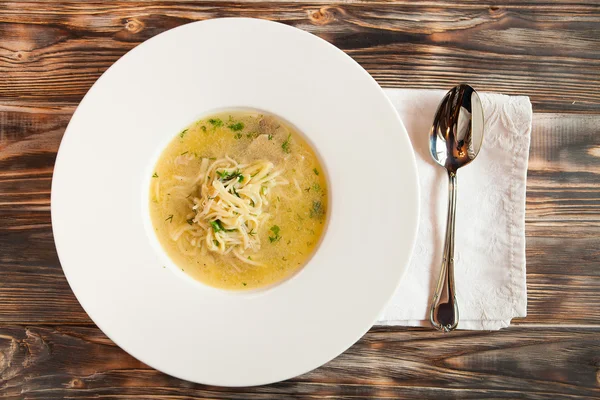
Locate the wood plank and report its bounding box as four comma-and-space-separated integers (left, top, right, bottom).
1, 107, 599, 325
0, 325, 598, 399
0, 2, 599, 112
527, 113, 600, 221
0, 106, 90, 324
524, 114, 600, 326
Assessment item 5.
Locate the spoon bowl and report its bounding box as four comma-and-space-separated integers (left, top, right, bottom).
430, 85, 484, 172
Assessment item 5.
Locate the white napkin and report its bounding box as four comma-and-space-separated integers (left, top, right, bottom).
378, 89, 531, 330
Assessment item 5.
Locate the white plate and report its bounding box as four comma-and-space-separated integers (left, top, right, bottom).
52, 18, 419, 386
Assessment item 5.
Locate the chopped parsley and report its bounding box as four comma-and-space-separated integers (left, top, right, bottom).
281, 134, 292, 153
217, 169, 242, 182
313, 168, 319, 176
242, 282, 247, 286
180, 151, 188, 155
228, 122, 245, 131
152, 172, 158, 178
165, 214, 174, 223
269, 225, 281, 243
186, 218, 194, 225
213, 240, 219, 246
179, 128, 188, 138
200, 125, 207, 132
211, 220, 224, 232
268, 134, 273, 140
310, 201, 324, 219
208, 118, 223, 127
234, 133, 243, 139
313, 183, 321, 192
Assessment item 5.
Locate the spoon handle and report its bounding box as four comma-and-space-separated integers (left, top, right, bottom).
430, 170, 459, 332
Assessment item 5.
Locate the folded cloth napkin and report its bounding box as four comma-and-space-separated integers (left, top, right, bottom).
378, 89, 532, 330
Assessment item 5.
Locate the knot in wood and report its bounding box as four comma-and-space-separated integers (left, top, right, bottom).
309, 7, 338, 25
125, 18, 144, 33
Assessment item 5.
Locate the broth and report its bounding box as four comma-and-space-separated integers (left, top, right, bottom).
149, 111, 327, 290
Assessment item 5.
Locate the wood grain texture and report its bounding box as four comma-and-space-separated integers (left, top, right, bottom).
0, 325, 598, 399
0, 1, 599, 112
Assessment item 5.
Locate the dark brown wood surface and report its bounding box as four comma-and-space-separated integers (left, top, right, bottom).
1, 1, 599, 398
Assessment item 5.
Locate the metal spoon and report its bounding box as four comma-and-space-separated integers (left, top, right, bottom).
429, 84, 484, 332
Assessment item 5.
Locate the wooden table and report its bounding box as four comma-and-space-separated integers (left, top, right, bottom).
1, 2, 599, 398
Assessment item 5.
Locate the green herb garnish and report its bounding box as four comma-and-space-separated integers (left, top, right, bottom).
152, 172, 158, 178
208, 118, 223, 127
310, 201, 324, 219
228, 122, 245, 132
165, 214, 174, 223
211, 220, 224, 232
269, 225, 281, 243
313, 183, 321, 192
179, 129, 188, 138
313, 168, 319, 176
200, 125, 207, 132
181, 151, 188, 155
270, 225, 280, 236
242, 282, 247, 286
234, 133, 243, 139
217, 169, 242, 182
281, 134, 292, 153
187, 218, 194, 225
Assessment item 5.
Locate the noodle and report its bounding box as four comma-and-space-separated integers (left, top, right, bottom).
173, 158, 286, 265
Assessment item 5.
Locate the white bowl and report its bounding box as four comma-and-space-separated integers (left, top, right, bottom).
51, 18, 419, 386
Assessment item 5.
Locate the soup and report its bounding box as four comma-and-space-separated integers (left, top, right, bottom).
149, 111, 328, 290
